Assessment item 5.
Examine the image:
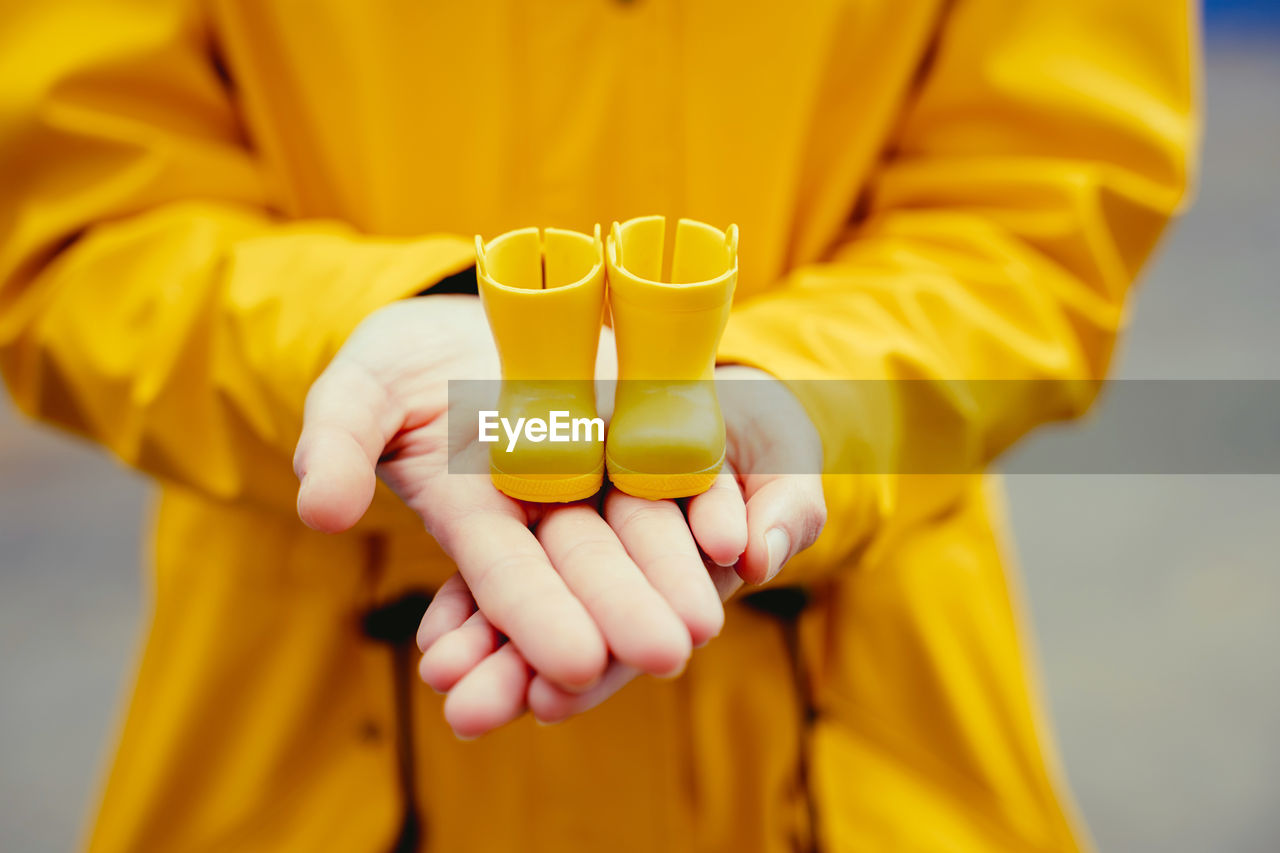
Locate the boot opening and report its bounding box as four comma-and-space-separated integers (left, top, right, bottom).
478, 226, 603, 292
609, 216, 737, 286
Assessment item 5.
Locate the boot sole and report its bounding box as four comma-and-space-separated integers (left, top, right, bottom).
490, 464, 604, 504
605, 454, 724, 501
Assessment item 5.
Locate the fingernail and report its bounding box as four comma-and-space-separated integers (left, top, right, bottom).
534, 716, 560, 727
712, 557, 737, 568
296, 478, 320, 531
453, 731, 477, 742
765, 528, 791, 582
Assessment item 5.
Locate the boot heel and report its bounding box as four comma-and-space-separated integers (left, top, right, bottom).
604, 453, 724, 502
489, 463, 606, 504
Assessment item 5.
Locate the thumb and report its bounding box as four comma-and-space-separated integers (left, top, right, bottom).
737, 473, 827, 585
717, 368, 826, 584
294, 360, 402, 533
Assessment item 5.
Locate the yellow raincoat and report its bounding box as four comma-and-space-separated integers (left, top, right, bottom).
0, 1, 1196, 850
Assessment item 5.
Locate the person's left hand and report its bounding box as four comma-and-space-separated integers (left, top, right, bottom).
417, 365, 826, 737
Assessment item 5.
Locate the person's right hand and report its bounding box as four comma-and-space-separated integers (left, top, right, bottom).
292, 295, 744, 701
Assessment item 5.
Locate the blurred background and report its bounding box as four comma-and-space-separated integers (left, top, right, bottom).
2, 5, 1277, 852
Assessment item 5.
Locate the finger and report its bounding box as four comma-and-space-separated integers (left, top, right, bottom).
604, 492, 724, 647
443, 643, 531, 739
438, 505, 608, 691
294, 361, 403, 533
684, 464, 748, 569
419, 610, 503, 693
417, 573, 475, 652
537, 505, 692, 678
707, 560, 744, 602
737, 473, 827, 585
528, 662, 639, 725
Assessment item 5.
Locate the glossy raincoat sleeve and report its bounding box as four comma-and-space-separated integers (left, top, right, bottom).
717, 0, 1199, 582
0, 2, 474, 515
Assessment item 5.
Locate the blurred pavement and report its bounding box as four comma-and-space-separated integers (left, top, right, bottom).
999, 36, 1280, 853
2, 38, 1278, 853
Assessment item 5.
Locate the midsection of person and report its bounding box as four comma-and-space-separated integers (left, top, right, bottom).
212, 0, 934, 290
0, 0, 1194, 850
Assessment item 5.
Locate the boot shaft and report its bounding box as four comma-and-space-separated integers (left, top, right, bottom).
607, 216, 737, 381
476, 226, 605, 381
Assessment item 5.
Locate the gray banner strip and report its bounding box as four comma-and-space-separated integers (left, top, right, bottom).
446, 379, 1280, 475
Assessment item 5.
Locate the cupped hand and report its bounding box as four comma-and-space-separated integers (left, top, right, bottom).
418, 364, 827, 737
293, 295, 744, 695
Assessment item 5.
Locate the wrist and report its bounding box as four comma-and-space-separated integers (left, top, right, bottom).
716, 365, 823, 476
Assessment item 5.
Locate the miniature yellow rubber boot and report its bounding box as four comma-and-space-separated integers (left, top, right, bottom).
476, 226, 606, 502
605, 216, 738, 500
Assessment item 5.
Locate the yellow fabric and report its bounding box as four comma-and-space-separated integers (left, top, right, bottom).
0, 1, 1196, 851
